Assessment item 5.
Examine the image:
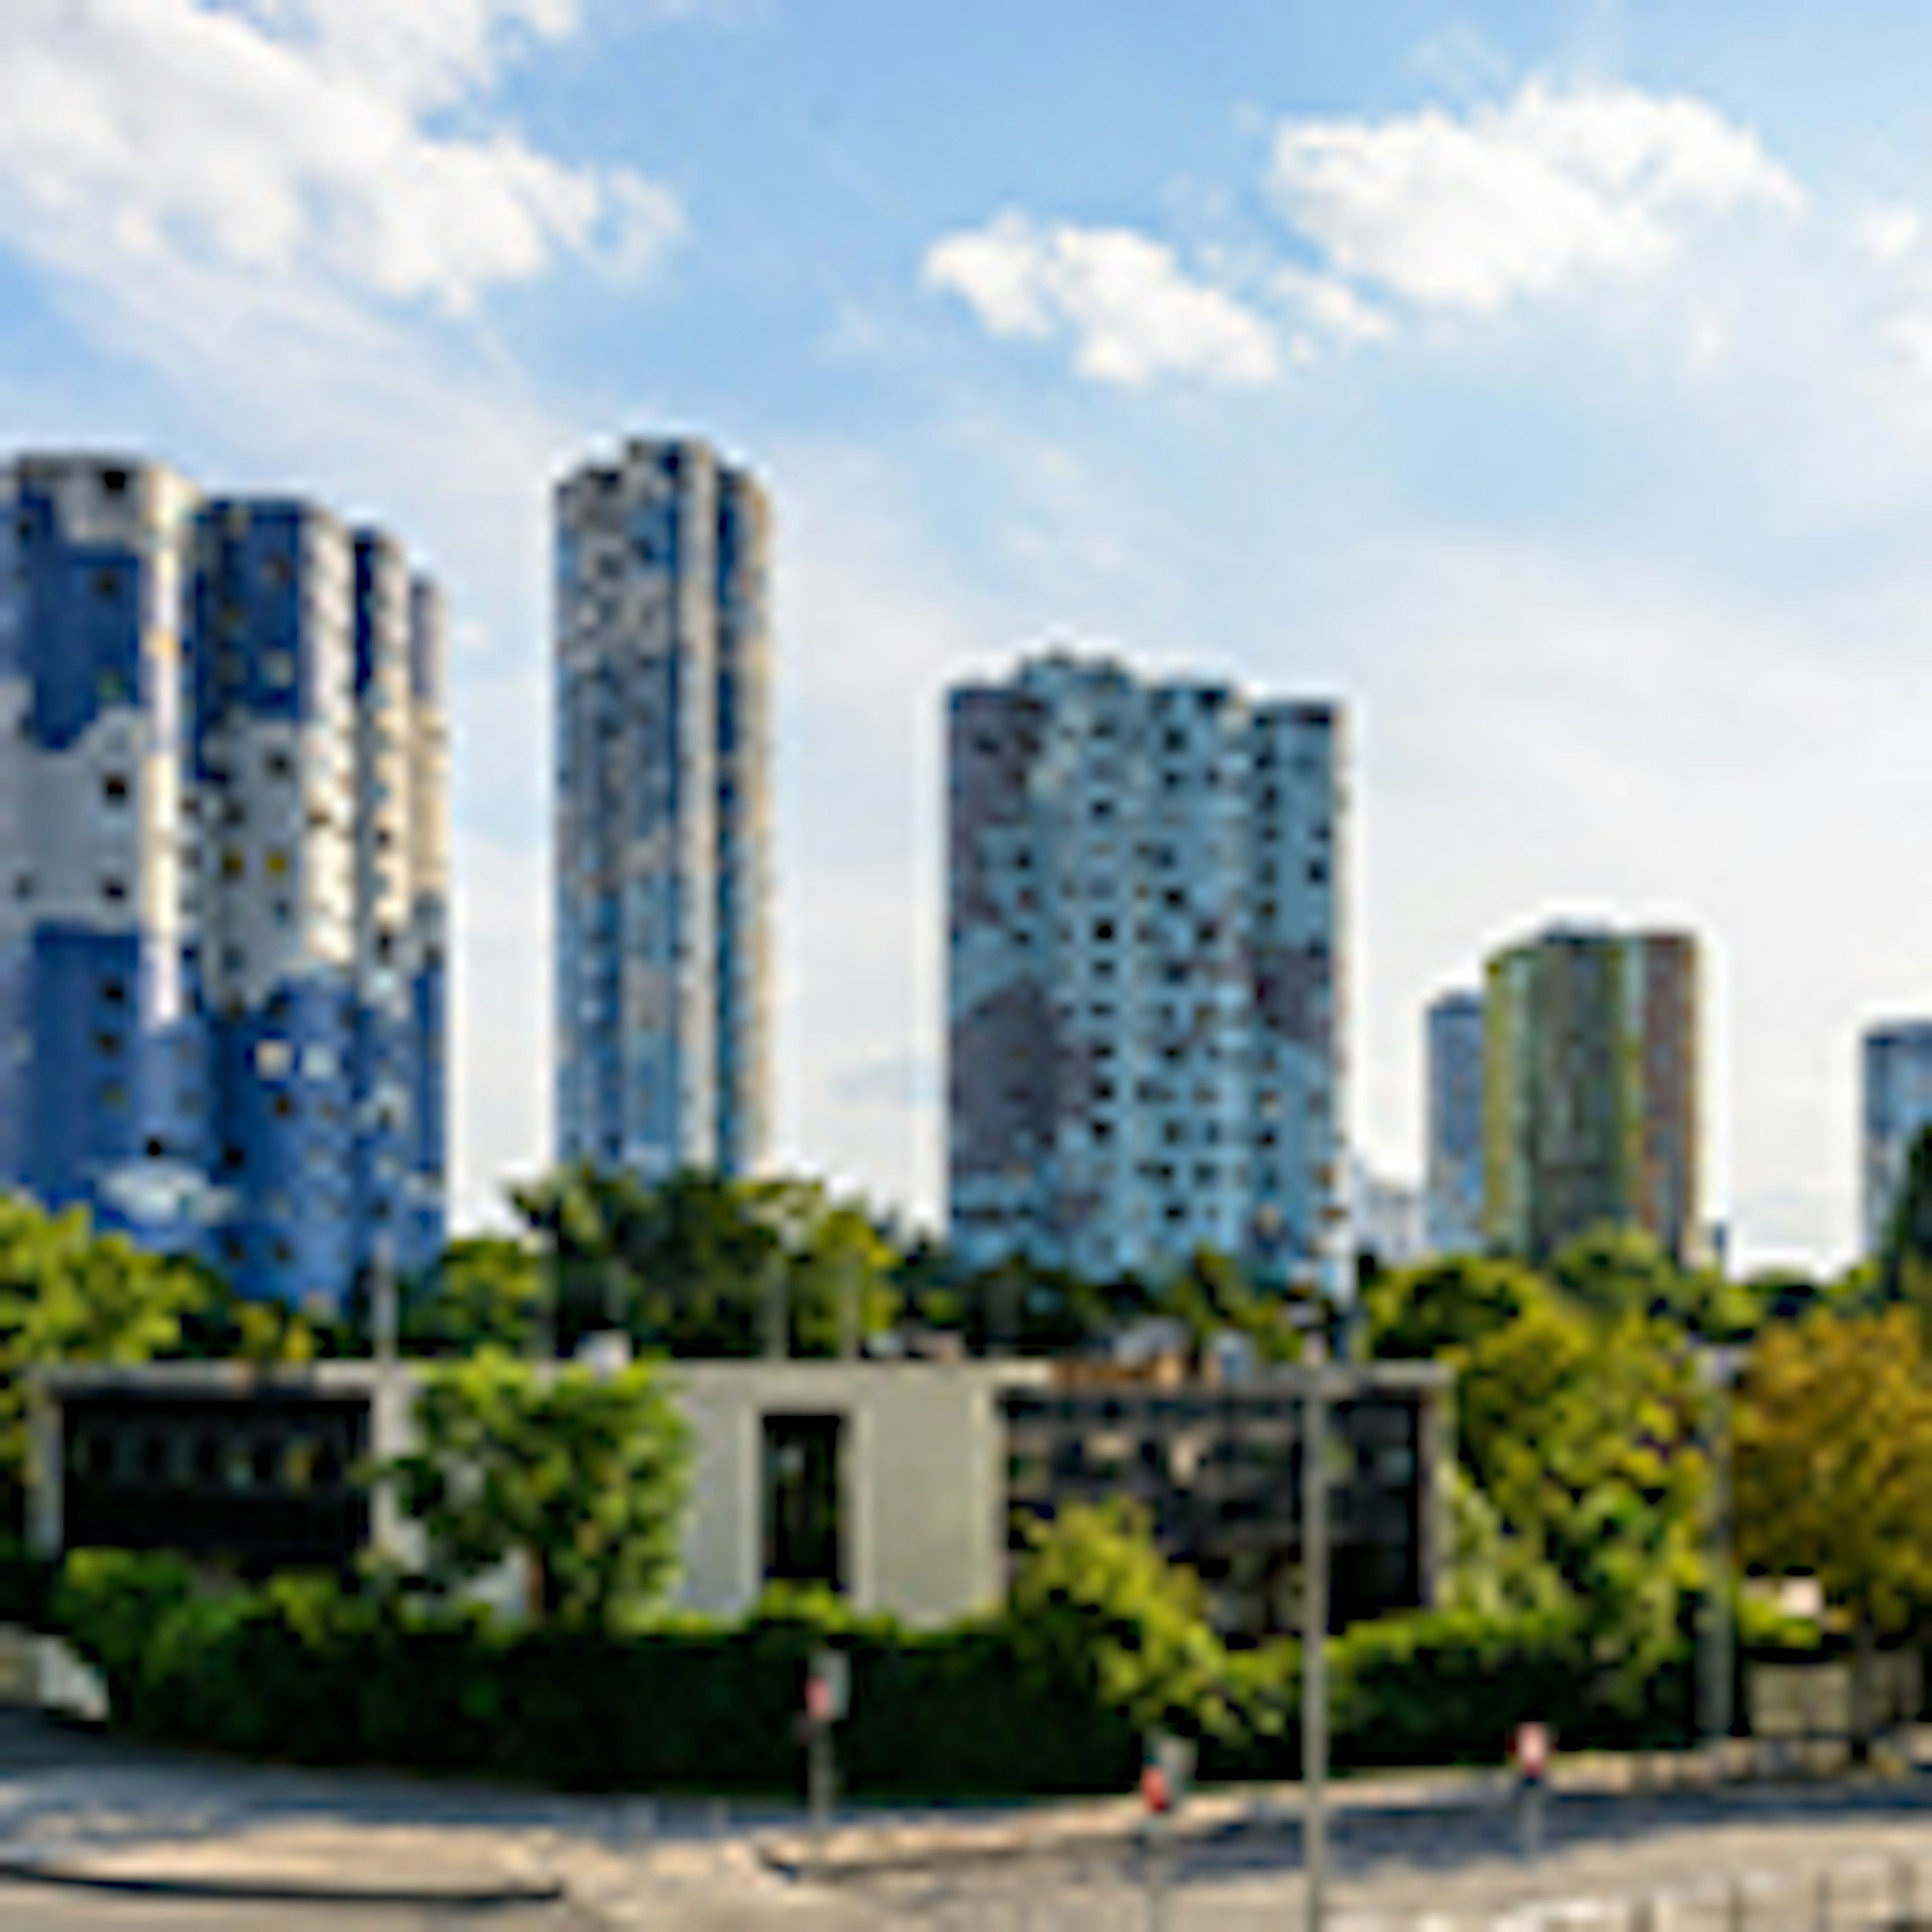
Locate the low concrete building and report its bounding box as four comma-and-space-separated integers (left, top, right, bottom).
30, 1353, 1448, 1637
30, 1358, 1050, 1629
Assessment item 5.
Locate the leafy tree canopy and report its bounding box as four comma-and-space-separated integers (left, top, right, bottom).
0, 1195, 209, 1518
1365, 1255, 1554, 1360
382, 1349, 692, 1631
1734, 1308, 1932, 1638
1455, 1296, 1708, 1701
508, 1165, 902, 1359
1549, 1223, 1755, 1341
404, 1237, 544, 1356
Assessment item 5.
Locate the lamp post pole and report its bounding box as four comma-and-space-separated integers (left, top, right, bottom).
1303, 1336, 1329, 1932
1699, 1346, 1741, 1762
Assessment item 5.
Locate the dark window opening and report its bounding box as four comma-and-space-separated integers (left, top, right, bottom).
762, 1412, 844, 1593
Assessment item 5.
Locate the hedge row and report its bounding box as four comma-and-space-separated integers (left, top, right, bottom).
41, 1550, 1713, 1796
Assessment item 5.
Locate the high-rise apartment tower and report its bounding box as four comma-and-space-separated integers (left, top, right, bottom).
1862, 1021, 1932, 1254
553, 437, 771, 1180
1424, 989, 1485, 1255
1483, 924, 1699, 1262
0, 454, 447, 1305
948, 652, 1346, 1291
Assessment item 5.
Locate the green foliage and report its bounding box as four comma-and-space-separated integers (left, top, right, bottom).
405, 1238, 545, 1355
382, 1351, 692, 1631
1439, 1465, 1571, 1619
1456, 1297, 1707, 1705
0, 1529, 51, 1627
1007, 1501, 1239, 1748
53, 1547, 196, 1709
0, 1196, 209, 1521
171, 1261, 320, 1364
1735, 1308, 1932, 1638
508, 1165, 903, 1359
1366, 1255, 1554, 1360
1549, 1225, 1755, 1341
1332, 1600, 1603, 1763
1153, 1248, 1305, 1364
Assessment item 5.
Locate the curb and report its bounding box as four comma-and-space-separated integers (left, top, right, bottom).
0, 1852, 567, 1910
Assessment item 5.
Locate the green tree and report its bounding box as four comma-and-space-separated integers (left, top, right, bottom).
404, 1238, 545, 1356
172, 1261, 319, 1364
0, 1196, 207, 1522
1456, 1297, 1707, 1704
1365, 1254, 1553, 1360
510, 1165, 905, 1359
382, 1350, 693, 1630
1008, 1499, 1239, 1742
1550, 1224, 1754, 1341
1153, 1248, 1304, 1365
1734, 1308, 1932, 1752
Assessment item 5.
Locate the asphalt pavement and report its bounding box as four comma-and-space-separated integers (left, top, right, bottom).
7, 1705, 1932, 1930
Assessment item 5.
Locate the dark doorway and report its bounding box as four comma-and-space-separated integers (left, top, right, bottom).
761, 1411, 844, 1592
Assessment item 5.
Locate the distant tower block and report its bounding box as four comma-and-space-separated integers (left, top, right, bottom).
0, 454, 448, 1306
1482, 924, 1700, 1263
552, 437, 772, 1179
946, 650, 1347, 1295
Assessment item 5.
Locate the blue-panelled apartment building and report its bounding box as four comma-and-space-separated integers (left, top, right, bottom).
553, 437, 771, 1180
0, 453, 446, 1307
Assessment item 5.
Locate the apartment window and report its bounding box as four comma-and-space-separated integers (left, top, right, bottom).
102, 979, 127, 1007
93, 1031, 121, 1058
265, 848, 289, 878
102, 773, 129, 806
221, 850, 244, 879
100, 877, 126, 904
100, 468, 129, 497
266, 751, 292, 781
99, 1082, 127, 1110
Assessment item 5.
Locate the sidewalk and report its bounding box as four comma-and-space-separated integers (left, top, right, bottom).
0, 1712, 1921, 1916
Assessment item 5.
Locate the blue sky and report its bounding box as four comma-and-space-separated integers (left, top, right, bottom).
9, 2, 1932, 1271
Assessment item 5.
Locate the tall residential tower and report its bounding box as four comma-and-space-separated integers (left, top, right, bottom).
553, 437, 771, 1180
948, 651, 1346, 1292
1424, 989, 1485, 1255
1482, 923, 1700, 1263
0, 454, 447, 1305
1862, 1021, 1932, 1254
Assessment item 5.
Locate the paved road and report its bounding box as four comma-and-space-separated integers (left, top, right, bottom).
0, 1881, 595, 1930
9, 1708, 1932, 1930
847, 1782, 1932, 1929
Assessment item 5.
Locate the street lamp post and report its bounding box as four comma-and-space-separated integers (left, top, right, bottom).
1698, 1345, 1744, 1762
1302, 1337, 1329, 1932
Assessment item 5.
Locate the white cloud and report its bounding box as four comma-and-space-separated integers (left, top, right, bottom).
1856, 203, 1923, 268
0, 0, 680, 316
924, 213, 1280, 386
1270, 78, 1802, 315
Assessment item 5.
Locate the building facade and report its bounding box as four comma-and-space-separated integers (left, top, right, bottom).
553, 437, 771, 1181
0, 454, 447, 1306
33, 1354, 1448, 1637
1482, 924, 1700, 1262
1424, 989, 1485, 1255
948, 651, 1346, 1291
1862, 1021, 1932, 1254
